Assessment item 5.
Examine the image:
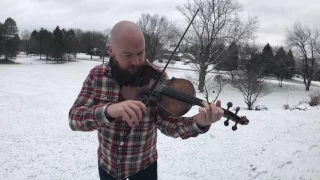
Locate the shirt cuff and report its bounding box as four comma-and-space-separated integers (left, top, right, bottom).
191, 116, 211, 133
94, 103, 114, 126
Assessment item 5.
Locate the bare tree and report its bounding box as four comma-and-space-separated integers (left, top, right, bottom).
185, 71, 229, 103
73, 28, 84, 58
21, 30, 31, 57
285, 21, 320, 91
101, 28, 111, 64
137, 13, 179, 63
231, 43, 271, 110
176, 0, 259, 92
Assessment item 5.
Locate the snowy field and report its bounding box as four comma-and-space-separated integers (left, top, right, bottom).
1, 53, 320, 180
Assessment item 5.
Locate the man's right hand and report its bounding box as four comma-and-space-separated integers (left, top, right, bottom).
105, 100, 147, 128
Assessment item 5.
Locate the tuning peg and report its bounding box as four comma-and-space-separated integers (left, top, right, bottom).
231, 107, 241, 131
224, 118, 230, 126
232, 125, 237, 131
227, 102, 233, 110
232, 120, 239, 131
235, 107, 240, 114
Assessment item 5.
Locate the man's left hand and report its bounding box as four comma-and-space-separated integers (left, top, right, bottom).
195, 100, 224, 128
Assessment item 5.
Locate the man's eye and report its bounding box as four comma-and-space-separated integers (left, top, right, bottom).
124, 54, 131, 57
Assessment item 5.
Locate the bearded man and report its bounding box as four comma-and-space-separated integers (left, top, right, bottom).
68, 20, 224, 180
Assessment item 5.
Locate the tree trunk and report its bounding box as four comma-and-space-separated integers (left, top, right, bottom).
306, 79, 311, 91
279, 77, 283, 87
198, 65, 207, 93
247, 101, 253, 110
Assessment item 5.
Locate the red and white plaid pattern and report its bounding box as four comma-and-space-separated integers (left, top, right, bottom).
68, 62, 210, 180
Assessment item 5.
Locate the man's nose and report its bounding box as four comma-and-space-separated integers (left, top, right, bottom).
131, 56, 140, 65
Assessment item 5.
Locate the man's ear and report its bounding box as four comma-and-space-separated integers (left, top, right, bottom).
107, 44, 113, 55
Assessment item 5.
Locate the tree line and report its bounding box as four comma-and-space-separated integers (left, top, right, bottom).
22, 27, 109, 63
1, 17, 110, 63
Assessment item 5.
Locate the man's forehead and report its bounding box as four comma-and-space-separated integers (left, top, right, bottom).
111, 20, 143, 44
121, 48, 145, 54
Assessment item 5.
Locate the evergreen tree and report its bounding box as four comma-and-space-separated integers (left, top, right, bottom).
42, 29, 53, 61
3, 17, 18, 36
274, 47, 288, 87
287, 50, 295, 78
65, 29, 76, 59
30, 30, 38, 54
261, 43, 275, 75
52, 26, 64, 62
38, 28, 47, 59
0, 22, 4, 58
3, 17, 20, 60
216, 42, 239, 70
226, 42, 239, 70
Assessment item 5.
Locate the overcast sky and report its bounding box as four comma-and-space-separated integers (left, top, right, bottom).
1, 0, 320, 46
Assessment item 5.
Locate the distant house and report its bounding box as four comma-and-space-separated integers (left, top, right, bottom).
180, 53, 195, 62
159, 47, 195, 62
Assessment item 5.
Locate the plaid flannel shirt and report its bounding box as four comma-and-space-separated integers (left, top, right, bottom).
68, 62, 210, 180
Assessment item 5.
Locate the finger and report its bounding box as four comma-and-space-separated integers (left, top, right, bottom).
218, 108, 224, 120
197, 107, 206, 122
132, 101, 147, 114
209, 103, 217, 122
198, 106, 206, 117
215, 108, 222, 121
201, 101, 211, 113
128, 103, 143, 121
121, 112, 134, 128
124, 107, 139, 126
215, 100, 221, 107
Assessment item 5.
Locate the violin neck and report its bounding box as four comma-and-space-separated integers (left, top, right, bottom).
161, 86, 204, 107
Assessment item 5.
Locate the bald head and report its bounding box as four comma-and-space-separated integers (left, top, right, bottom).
111, 20, 145, 48
107, 20, 146, 78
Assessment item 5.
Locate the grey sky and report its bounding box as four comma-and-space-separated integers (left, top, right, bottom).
1, 0, 320, 46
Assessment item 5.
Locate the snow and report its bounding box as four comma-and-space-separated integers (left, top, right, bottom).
1, 53, 320, 180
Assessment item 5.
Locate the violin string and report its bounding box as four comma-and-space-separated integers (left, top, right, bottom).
164, 86, 233, 118
162, 86, 203, 106
133, 77, 203, 105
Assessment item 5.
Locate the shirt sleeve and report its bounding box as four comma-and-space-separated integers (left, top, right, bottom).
68, 68, 114, 131
154, 108, 211, 139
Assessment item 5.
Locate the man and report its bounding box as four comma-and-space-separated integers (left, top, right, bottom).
68, 20, 224, 180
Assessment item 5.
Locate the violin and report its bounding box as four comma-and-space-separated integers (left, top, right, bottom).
121, 8, 248, 132
117, 8, 248, 136
121, 64, 249, 131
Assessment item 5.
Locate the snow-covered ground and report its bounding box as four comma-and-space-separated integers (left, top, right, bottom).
1, 53, 320, 180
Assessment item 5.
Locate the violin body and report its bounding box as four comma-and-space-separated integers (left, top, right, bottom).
121, 64, 195, 117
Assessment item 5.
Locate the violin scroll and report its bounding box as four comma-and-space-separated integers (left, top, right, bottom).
222, 102, 249, 131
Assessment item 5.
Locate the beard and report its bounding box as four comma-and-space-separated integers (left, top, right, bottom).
109, 56, 146, 86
